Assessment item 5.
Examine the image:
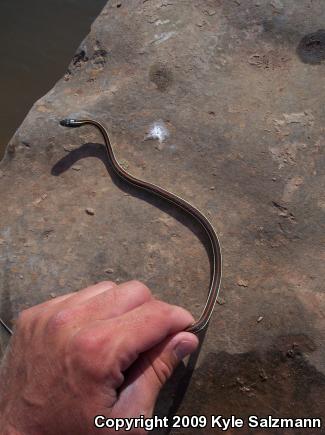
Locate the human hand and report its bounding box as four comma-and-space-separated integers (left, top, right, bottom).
0, 280, 198, 434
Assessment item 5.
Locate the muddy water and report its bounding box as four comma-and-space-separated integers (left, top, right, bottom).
0, 0, 107, 159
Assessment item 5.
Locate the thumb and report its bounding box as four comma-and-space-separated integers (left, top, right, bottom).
115, 332, 199, 417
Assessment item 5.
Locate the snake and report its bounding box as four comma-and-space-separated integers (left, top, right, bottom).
0, 118, 222, 335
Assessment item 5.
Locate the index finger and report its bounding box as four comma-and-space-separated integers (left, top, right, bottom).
91, 300, 195, 374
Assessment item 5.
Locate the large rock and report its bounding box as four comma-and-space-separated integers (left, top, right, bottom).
1, 0, 325, 430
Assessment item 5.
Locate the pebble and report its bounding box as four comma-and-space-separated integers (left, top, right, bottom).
63, 144, 77, 152
240, 386, 251, 393
271, 0, 283, 10
204, 7, 217, 15
237, 279, 249, 287
105, 268, 114, 274
155, 143, 164, 151
257, 316, 264, 323
196, 20, 206, 27
50, 292, 56, 298
72, 165, 82, 171
259, 368, 268, 381
85, 208, 95, 215
286, 349, 295, 358
33, 193, 48, 205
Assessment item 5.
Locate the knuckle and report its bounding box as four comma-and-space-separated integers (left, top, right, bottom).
46, 308, 74, 331
148, 300, 194, 326
174, 305, 195, 324
74, 331, 97, 353
71, 329, 103, 355
129, 280, 152, 298
106, 361, 125, 387
16, 309, 31, 328
15, 308, 41, 337
155, 358, 173, 384
150, 299, 173, 316
70, 330, 121, 382
148, 354, 173, 387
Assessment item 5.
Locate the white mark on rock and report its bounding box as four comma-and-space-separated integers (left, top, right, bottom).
155, 19, 170, 26
146, 121, 169, 143
152, 31, 176, 45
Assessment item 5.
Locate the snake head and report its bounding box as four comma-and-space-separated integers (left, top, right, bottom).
59, 118, 83, 128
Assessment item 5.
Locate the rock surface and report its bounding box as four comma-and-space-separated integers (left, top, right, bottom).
1, 0, 325, 431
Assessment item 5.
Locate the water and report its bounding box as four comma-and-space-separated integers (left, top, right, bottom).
0, 0, 107, 159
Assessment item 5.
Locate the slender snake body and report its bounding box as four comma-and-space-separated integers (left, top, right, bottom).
0, 118, 222, 335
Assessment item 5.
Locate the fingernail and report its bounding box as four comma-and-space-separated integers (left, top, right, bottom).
174, 340, 195, 361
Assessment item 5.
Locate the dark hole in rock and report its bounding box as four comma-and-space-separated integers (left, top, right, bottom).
297, 29, 325, 64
